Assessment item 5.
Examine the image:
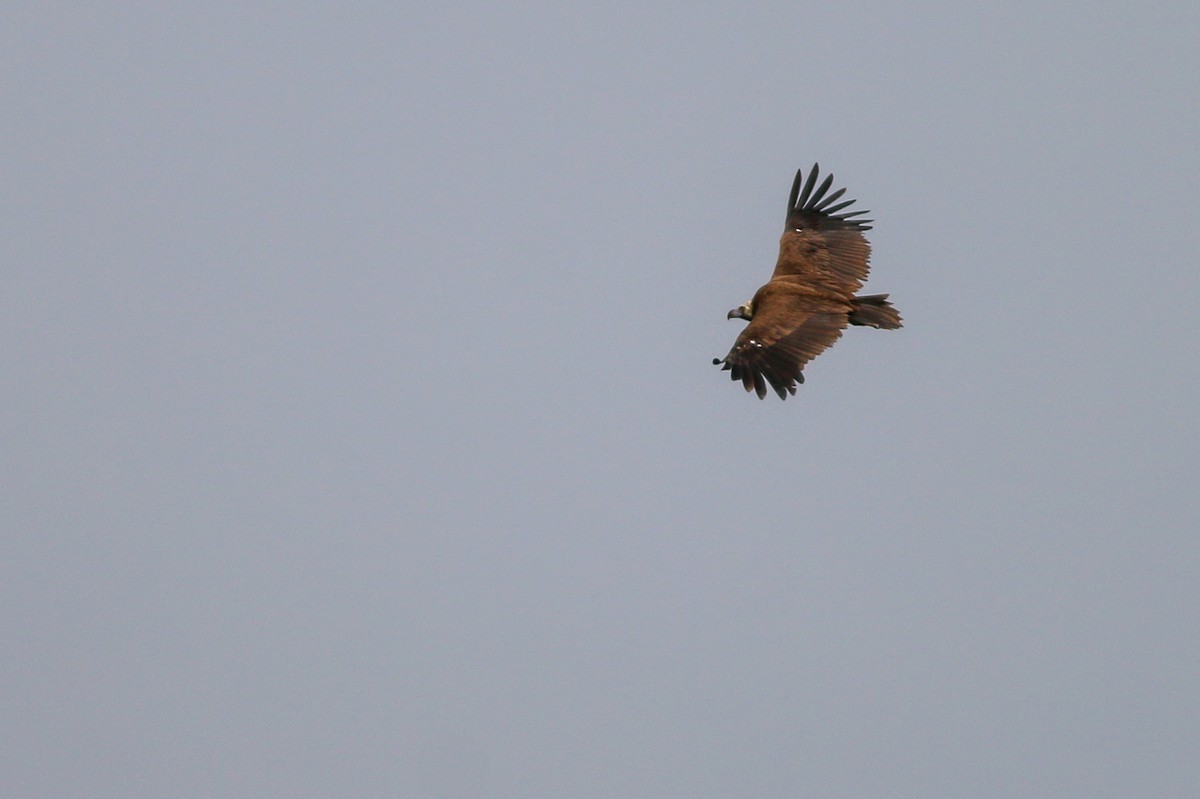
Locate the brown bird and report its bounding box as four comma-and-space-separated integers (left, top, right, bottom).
713, 164, 902, 399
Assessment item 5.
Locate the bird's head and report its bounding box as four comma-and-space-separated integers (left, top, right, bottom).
727, 301, 754, 321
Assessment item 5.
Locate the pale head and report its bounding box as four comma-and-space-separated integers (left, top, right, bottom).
726, 300, 754, 321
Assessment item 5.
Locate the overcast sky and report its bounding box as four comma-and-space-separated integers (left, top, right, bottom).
4, 3, 1199, 797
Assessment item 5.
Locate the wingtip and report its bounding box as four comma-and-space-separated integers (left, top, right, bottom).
795, 164, 821, 208
788, 164, 871, 231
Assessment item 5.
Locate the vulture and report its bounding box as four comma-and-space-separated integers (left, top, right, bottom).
713, 164, 902, 399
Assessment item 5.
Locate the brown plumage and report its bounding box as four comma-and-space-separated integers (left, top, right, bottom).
713, 164, 902, 399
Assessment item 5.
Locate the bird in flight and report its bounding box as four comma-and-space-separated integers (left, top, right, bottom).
713, 164, 902, 399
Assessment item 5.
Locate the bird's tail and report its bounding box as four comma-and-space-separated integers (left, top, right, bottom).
849, 294, 902, 329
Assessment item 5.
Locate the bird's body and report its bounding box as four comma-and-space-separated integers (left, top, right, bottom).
714, 164, 901, 399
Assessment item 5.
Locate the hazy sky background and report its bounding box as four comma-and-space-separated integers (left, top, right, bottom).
4, 3, 1199, 797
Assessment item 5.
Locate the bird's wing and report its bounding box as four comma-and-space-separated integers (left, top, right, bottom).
718, 291, 847, 400
771, 164, 873, 295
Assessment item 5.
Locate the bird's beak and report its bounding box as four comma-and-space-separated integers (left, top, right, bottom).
727, 307, 745, 320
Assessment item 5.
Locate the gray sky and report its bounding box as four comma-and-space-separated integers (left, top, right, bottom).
4, 3, 1199, 797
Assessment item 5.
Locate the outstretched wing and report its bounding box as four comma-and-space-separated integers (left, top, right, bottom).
717, 290, 847, 400
772, 164, 873, 295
